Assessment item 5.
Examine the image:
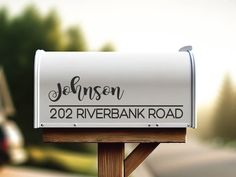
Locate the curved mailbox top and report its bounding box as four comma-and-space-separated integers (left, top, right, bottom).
34, 47, 196, 128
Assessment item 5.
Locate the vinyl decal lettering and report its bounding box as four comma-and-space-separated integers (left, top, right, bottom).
48, 76, 124, 102
48, 76, 183, 120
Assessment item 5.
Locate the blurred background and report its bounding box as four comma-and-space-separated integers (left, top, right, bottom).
0, 0, 236, 176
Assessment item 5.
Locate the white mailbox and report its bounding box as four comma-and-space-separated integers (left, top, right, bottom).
34, 46, 196, 128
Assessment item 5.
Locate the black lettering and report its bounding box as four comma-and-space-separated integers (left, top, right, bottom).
137, 108, 145, 118
103, 108, 111, 118
48, 83, 62, 102
96, 108, 103, 119
58, 108, 65, 118
77, 108, 85, 118
156, 108, 165, 118
48, 76, 125, 102
166, 108, 174, 118
65, 108, 72, 119
129, 108, 136, 118
111, 87, 124, 100
148, 108, 156, 118
94, 86, 101, 100
87, 108, 96, 118
71, 76, 80, 93
120, 108, 129, 118
102, 86, 110, 95
77, 85, 85, 101
62, 86, 71, 95
111, 108, 119, 119
50, 108, 57, 118
175, 108, 183, 119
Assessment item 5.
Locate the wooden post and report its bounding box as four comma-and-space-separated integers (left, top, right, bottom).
124, 143, 159, 177
43, 128, 186, 143
98, 143, 124, 177
43, 128, 186, 177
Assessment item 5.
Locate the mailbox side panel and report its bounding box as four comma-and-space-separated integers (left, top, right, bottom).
34, 50, 43, 128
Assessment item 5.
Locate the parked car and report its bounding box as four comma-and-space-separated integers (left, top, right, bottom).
0, 67, 26, 165
0, 120, 9, 164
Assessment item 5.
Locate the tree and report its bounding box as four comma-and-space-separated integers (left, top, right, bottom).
65, 27, 87, 51
0, 6, 87, 144
0, 5, 115, 145
100, 42, 115, 51
212, 74, 236, 141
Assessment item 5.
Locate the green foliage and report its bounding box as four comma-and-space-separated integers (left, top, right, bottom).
65, 27, 87, 51
0, 6, 90, 144
212, 74, 236, 142
0, 5, 115, 146
42, 10, 64, 50
27, 146, 97, 175
100, 42, 115, 51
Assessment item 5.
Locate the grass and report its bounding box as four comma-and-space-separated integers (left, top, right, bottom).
27, 146, 97, 176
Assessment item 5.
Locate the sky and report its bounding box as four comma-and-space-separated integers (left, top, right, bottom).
1, 0, 236, 106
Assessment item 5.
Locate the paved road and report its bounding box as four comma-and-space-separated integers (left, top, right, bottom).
1, 141, 236, 177
144, 141, 236, 177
